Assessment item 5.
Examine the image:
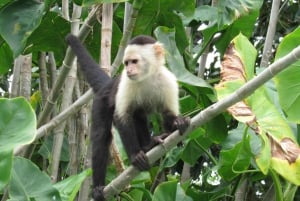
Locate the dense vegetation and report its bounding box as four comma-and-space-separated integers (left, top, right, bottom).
1, 0, 300, 200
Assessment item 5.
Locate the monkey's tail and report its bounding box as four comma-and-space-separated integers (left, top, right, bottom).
65, 34, 111, 92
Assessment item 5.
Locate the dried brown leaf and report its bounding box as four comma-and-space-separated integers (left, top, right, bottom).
218, 43, 255, 124
270, 136, 300, 163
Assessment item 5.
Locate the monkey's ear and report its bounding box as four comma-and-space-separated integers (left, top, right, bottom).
153, 42, 165, 58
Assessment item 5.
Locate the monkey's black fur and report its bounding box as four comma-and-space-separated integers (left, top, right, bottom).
66, 34, 189, 201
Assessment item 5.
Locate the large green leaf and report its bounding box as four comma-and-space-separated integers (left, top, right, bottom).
0, 0, 11, 9
0, 98, 36, 192
9, 157, 61, 201
0, 0, 45, 57
0, 97, 36, 151
216, 0, 263, 28
0, 150, 12, 191
274, 27, 300, 123
215, 10, 259, 56
218, 134, 252, 181
133, 0, 193, 53
53, 169, 91, 201
153, 181, 192, 201
215, 34, 300, 185
154, 26, 212, 89
25, 11, 70, 65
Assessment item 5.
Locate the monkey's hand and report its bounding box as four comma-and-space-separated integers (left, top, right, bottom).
142, 133, 169, 152
131, 151, 151, 171
174, 116, 190, 135
92, 186, 105, 201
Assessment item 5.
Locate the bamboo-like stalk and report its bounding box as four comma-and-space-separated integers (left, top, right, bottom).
50, 3, 82, 182
48, 52, 57, 88
37, 5, 101, 127
68, 3, 83, 177
101, 2, 126, 175
38, 52, 49, 106
111, 0, 143, 75
19, 54, 32, 101
10, 56, 21, 98
102, 45, 300, 200
260, 0, 280, 68
101, 3, 113, 75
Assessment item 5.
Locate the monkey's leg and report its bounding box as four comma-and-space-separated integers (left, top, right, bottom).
114, 115, 151, 171
91, 94, 113, 201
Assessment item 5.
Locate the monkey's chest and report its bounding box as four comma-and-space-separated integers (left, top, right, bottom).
130, 82, 166, 112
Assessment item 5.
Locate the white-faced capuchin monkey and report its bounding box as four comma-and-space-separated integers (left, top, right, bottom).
65, 34, 190, 201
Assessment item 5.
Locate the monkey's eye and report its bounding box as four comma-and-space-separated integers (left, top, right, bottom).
132, 59, 138, 64
124, 61, 129, 66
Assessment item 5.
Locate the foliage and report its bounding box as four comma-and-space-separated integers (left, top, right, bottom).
1, 0, 300, 201
0, 98, 36, 191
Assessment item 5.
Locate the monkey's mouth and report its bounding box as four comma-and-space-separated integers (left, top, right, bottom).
127, 73, 138, 80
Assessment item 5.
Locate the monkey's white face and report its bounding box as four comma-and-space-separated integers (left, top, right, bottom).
123, 45, 154, 81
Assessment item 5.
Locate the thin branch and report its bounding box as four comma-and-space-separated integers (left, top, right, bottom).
260, 0, 280, 67
14, 89, 94, 155
102, 45, 300, 200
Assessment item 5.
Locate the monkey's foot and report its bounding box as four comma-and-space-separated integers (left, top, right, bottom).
131, 151, 151, 171
92, 186, 105, 201
174, 116, 190, 135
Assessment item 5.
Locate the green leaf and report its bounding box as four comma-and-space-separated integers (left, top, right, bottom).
38, 134, 70, 162
0, 150, 13, 191
9, 157, 61, 201
215, 34, 300, 185
0, 0, 45, 57
154, 26, 212, 89
0, 0, 11, 9
0, 97, 36, 152
153, 181, 192, 201
25, 11, 70, 65
181, 129, 212, 165
0, 39, 13, 74
216, 0, 263, 28
274, 27, 300, 123
215, 10, 259, 56
54, 169, 91, 201
133, 0, 192, 52
218, 135, 252, 181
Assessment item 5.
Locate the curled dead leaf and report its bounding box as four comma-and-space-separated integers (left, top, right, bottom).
217, 42, 255, 124
220, 43, 246, 82
270, 136, 300, 163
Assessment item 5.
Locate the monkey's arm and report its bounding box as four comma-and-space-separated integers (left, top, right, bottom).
163, 111, 190, 134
